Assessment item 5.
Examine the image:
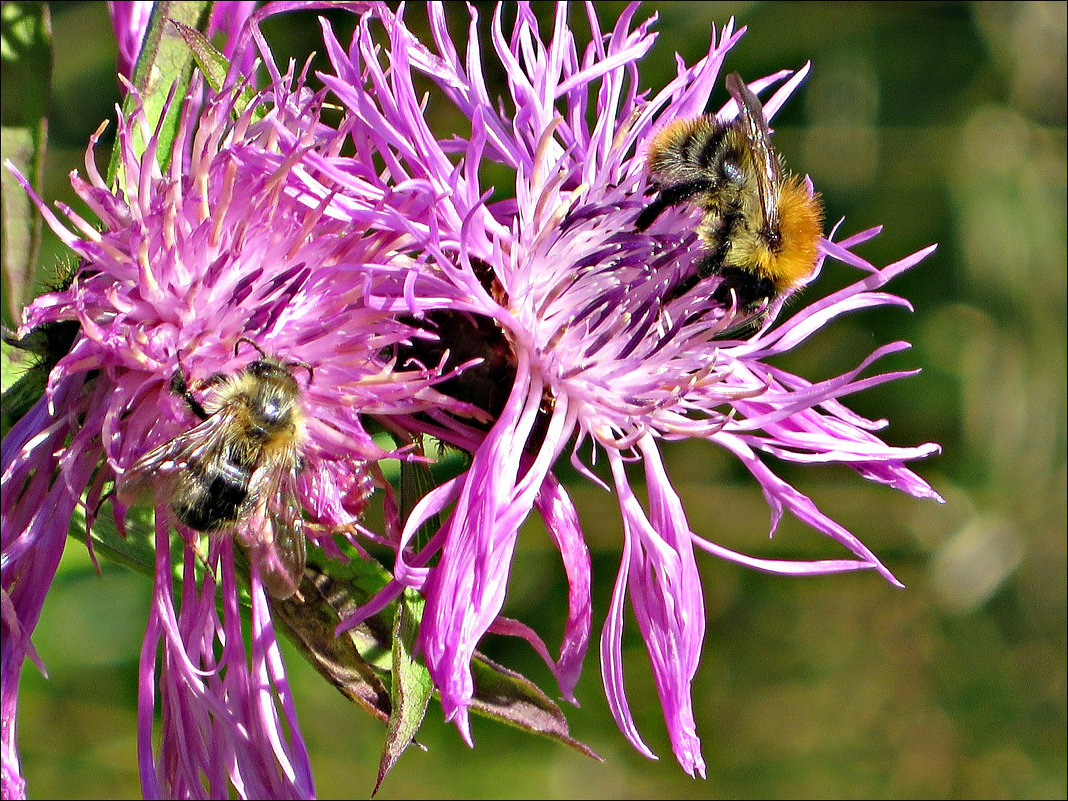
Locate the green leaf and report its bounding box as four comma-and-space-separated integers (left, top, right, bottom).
168, 18, 229, 91
268, 556, 395, 724
92, 499, 402, 727
167, 18, 263, 124
399, 444, 443, 550
376, 588, 433, 795
267, 537, 600, 769
107, 1, 214, 184
70, 497, 159, 583
468, 651, 602, 762
0, 1, 51, 328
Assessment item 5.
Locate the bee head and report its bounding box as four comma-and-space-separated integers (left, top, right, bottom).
235, 337, 314, 387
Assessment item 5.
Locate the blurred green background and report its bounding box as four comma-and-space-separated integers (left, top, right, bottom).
3, 1, 1065, 798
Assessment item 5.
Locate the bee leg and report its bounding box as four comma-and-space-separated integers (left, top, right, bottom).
663, 249, 723, 305
169, 369, 209, 421
662, 271, 701, 305
635, 179, 714, 230
710, 265, 774, 316
182, 527, 219, 589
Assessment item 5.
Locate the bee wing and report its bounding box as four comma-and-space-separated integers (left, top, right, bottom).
725, 73, 782, 233
115, 411, 236, 508
239, 442, 307, 600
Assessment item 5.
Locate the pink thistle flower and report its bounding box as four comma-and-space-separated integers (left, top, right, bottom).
299, 1, 944, 778
1, 54, 459, 799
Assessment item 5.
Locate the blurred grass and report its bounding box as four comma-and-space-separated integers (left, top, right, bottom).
5, 1, 1066, 799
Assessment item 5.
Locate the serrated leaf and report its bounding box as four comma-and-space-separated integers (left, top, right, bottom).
1, 337, 45, 440
400, 451, 440, 542
0, 1, 51, 327
86, 502, 402, 725
78, 498, 403, 731
168, 18, 228, 90
69, 497, 158, 588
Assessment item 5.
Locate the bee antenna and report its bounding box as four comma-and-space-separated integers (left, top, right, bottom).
235, 337, 267, 359
289, 360, 314, 386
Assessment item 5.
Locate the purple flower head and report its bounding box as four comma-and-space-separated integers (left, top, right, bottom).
1, 49, 461, 798
299, 1, 944, 778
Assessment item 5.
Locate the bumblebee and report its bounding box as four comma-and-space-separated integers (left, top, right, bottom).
118, 341, 311, 599
637, 72, 824, 321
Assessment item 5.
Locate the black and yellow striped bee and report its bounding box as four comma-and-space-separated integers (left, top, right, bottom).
119, 341, 311, 599
638, 73, 824, 321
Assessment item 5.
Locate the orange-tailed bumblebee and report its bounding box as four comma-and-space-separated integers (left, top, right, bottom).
637, 72, 824, 323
